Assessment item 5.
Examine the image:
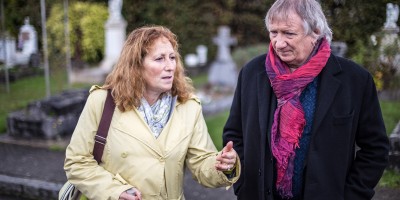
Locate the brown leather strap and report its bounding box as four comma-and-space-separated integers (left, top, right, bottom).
93, 89, 115, 164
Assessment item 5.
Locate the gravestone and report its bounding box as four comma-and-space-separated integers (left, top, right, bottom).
6, 89, 89, 139
0, 17, 39, 67
330, 41, 347, 57
185, 54, 199, 68
15, 17, 40, 67
0, 36, 16, 67
196, 45, 208, 66
381, 3, 400, 73
184, 45, 208, 67
384, 3, 399, 31
389, 121, 400, 171
184, 45, 208, 77
208, 26, 238, 89
71, 0, 126, 84
196, 26, 237, 116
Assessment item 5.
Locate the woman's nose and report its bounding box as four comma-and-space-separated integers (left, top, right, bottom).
165, 59, 175, 70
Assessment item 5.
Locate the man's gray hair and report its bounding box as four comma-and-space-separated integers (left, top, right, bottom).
265, 0, 332, 43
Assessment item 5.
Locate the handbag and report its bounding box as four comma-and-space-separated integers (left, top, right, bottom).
59, 89, 115, 200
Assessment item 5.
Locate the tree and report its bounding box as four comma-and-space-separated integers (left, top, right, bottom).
46, 1, 108, 66
321, 0, 400, 58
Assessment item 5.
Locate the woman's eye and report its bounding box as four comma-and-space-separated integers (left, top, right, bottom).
155, 57, 163, 61
170, 56, 176, 60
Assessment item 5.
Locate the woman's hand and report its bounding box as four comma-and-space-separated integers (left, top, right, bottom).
119, 187, 142, 200
215, 141, 237, 171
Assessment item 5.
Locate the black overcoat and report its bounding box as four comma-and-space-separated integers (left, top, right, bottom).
223, 53, 389, 200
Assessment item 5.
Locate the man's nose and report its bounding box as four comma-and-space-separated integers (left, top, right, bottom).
274, 34, 287, 49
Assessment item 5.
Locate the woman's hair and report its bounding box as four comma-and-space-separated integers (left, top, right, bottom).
265, 0, 332, 43
102, 25, 194, 112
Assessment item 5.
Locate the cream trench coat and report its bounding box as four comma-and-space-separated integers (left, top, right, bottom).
64, 87, 240, 200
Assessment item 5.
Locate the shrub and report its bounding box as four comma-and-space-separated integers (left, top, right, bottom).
47, 2, 108, 65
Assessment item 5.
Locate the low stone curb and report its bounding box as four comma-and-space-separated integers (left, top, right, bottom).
0, 174, 62, 200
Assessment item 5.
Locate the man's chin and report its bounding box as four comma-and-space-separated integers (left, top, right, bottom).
277, 56, 293, 64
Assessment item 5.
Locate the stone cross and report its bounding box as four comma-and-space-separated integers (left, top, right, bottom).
208, 26, 238, 89
213, 26, 237, 62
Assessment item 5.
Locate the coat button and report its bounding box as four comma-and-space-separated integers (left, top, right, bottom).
121, 152, 128, 158
159, 157, 165, 162
258, 169, 261, 176
267, 189, 271, 195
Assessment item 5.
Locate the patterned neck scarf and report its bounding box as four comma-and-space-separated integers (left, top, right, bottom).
138, 93, 173, 138
265, 38, 331, 198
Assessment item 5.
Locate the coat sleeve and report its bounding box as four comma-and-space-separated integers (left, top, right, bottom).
185, 100, 240, 188
344, 74, 390, 199
64, 89, 131, 200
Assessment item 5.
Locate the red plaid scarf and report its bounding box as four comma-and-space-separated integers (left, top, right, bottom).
265, 38, 331, 198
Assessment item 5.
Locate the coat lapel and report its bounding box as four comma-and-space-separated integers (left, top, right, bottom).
113, 109, 164, 156
312, 55, 342, 134
257, 70, 276, 147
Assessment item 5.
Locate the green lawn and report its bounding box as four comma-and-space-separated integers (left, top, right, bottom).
205, 111, 230, 150
0, 67, 91, 133
380, 100, 400, 135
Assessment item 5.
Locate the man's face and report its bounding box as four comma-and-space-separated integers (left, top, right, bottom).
268, 11, 317, 68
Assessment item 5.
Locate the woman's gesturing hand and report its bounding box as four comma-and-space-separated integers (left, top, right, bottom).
119, 187, 142, 200
215, 141, 237, 172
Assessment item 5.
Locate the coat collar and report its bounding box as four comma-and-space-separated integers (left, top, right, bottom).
312, 54, 342, 133
257, 54, 342, 145
257, 69, 276, 149
112, 98, 194, 157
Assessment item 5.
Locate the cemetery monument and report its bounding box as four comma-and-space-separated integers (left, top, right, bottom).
208, 26, 238, 89
0, 17, 39, 67
197, 26, 238, 115
71, 0, 126, 83
381, 2, 400, 73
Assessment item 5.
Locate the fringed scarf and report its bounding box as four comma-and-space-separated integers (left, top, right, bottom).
265, 38, 331, 198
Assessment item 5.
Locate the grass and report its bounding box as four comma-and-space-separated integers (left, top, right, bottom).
379, 100, 400, 188
379, 170, 400, 188
205, 111, 230, 150
0, 66, 91, 133
380, 100, 400, 135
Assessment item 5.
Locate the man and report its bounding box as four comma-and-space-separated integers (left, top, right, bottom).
222, 0, 389, 199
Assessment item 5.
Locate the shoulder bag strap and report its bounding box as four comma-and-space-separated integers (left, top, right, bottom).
93, 89, 115, 164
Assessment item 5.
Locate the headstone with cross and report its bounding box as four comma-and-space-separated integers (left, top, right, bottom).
208, 26, 238, 89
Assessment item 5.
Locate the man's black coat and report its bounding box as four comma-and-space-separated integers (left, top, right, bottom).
223, 53, 389, 200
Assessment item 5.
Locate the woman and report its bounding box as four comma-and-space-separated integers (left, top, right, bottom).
64, 25, 240, 200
